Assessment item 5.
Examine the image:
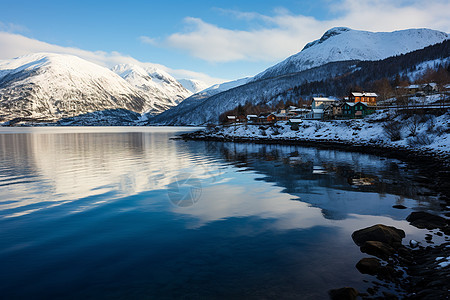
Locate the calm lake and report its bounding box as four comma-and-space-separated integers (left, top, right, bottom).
0, 127, 443, 299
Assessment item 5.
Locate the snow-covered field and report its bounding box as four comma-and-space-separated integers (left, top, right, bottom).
199, 110, 450, 159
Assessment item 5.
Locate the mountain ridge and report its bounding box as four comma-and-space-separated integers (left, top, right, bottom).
254, 27, 449, 80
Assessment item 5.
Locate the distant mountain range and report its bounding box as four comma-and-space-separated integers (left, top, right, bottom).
0, 53, 193, 122
151, 27, 449, 125
0, 27, 448, 125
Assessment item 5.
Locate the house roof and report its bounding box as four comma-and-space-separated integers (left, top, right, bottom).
345, 102, 368, 107
313, 97, 335, 101
312, 109, 324, 113
351, 92, 378, 97
291, 108, 310, 112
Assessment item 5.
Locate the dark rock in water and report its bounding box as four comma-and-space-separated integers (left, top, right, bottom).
406, 211, 448, 230
355, 257, 400, 281
328, 287, 358, 300
352, 224, 405, 248
382, 291, 399, 300
392, 204, 407, 209
360, 241, 396, 260
356, 257, 382, 275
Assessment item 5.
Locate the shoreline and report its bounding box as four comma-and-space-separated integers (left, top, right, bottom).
181, 129, 450, 299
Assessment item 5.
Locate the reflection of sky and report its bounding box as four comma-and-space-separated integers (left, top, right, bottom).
0, 128, 442, 299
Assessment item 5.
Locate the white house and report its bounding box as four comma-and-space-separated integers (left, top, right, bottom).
312, 97, 336, 109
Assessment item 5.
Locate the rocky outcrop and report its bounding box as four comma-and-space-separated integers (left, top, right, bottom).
406, 211, 448, 230
328, 287, 359, 300
351, 224, 405, 248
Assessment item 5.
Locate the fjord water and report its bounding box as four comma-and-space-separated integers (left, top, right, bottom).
0, 127, 440, 299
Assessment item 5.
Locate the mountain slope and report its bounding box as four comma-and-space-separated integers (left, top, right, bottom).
111, 64, 192, 115
0, 53, 193, 122
151, 39, 450, 126
178, 79, 209, 94
0, 53, 147, 122
255, 27, 449, 80
151, 77, 251, 123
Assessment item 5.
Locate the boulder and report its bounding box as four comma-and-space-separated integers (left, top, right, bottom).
328, 287, 358, 300
352, 224, 405, 248
356, 257, 382, 275
355, 257, 400, 281
406, 211, 448, 230
360, 241, 396, 260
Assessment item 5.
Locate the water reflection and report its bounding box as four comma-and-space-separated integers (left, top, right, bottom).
185, 141, 440, 221
0, 128, 442, 299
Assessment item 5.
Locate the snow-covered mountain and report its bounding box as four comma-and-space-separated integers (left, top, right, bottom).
255, 27, 449, 80
111, 64, 192, 115
0, 53, 147, 122
0, 53, 193, 123
151, 28, 449, 126
151, 76, 252, 124
178, 79, 209, 94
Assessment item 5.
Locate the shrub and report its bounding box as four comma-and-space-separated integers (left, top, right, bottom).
383, 121, 402, 141
407, 132, 434, 146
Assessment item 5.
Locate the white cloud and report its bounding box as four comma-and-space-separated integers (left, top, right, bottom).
0, 31, 225, 86
139, 35, 158, 46
0, 21, 28, 33
157, 0, 450, 63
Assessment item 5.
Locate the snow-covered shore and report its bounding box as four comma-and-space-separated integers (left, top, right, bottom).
184, 110, 450, 162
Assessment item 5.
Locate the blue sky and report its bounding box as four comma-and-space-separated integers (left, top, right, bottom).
0, 0, 449, 85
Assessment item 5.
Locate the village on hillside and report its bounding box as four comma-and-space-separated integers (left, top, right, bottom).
223, 82, 449, 129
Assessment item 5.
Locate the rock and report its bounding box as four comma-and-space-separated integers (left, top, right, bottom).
328, 287, 358, 300
382, 291, 399, 299
392, 204, 407, 209
356, 257, 382, 275
409, 239, 419, 248
352, 224, 405, 248
361, 241, 396, 260
406, 211, 448, 230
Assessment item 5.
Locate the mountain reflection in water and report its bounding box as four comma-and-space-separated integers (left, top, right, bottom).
0, 128, 440, 299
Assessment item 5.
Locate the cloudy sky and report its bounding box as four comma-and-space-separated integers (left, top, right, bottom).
0, 0, 449, 85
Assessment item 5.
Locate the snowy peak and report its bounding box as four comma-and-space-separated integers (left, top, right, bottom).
0, 53, 194, 122
178, 79, 209, 94
302, 27, 351, 50
255, 27, 449, 80
111, 63, 192, 115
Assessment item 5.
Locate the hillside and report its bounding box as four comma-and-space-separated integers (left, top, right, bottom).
0, 53, 192, 122
151, 40, 450, 126
255, 27, 448, 80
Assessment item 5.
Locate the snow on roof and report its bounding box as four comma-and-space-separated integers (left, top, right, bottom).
346, 102, 368, 107
312, 109, 324, 113
313, 97, 335, 101
246, 115, 258, 118
289, 119, 303, 123
351, 92, 378, 97
227, 116, 236, 119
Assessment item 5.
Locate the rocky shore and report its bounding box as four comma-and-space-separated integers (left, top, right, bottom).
329, 214, 449, 300
181, 128, 450, 299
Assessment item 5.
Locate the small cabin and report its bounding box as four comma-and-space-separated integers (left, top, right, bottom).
288, 119, 302, 130
246, 115, 258, 123
267, 114, 277, 123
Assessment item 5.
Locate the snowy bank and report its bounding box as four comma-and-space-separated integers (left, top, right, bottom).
184, 110, 450, 162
